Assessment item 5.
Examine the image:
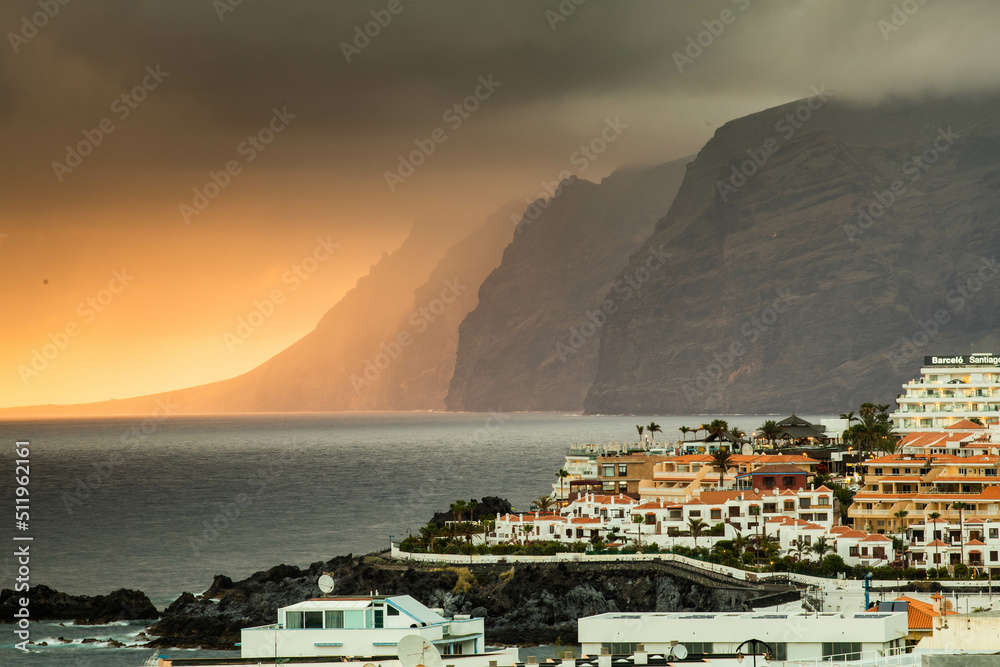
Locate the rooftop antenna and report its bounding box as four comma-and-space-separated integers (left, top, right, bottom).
398, 635, 444, 667
318, 574, 335, 595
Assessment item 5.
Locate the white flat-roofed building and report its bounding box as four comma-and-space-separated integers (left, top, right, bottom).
240, 594, 499, 662
893, 355, 1000, 432
578, 610, 909, 663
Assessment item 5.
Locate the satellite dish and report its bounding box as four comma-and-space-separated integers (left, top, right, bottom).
318, 574, 335, 594
398, 635, 444, 667
671, 645, 688, 660
742, 443, 754, 455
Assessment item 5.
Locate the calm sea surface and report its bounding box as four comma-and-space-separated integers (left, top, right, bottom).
0, 412, 822, 664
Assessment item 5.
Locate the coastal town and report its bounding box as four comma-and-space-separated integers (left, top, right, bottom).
393, 357, 1000, 584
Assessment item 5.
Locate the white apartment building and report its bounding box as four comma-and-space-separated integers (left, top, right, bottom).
578, 610, 909, 662
893, 355, 1000, 432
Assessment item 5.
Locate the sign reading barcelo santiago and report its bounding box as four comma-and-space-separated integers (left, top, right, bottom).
924, 354, 1000, 366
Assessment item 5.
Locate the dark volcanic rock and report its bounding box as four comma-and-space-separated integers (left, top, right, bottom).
0, 585, 158, 624
446, 157, 690, 412
429, 496, 513, 527
145, 555, 793, 649
585, 93, 1000, 414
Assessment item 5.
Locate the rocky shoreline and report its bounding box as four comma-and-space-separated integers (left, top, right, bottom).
2, 554, 798, 650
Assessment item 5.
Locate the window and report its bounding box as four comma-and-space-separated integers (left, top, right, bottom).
286, 611, 303, 629
934, 553, 942, 564
873, 547, 886, 559
602, 483, 615, 492
374, 609, 384, 628
602, 465, 615, 477
744, 641, 784, 660
803, 535, 812, 545
618, 464, 628, 476
764, 503, 777, 513
549, 525, 555, 534
325, 610, 344, 628
817, 496, 829, 506
680, 643, 713, 655
992, 529, 1000, 540
602, 643, 638, 655
763, 476, 775, 488
784, 501, 794, 511
784, 476, 797, 487
823, 643, 861, 661
711, 509, 722, 520
618, 482, 628, 493
799, 498, 811, 509
815, 513, 828, 522
689, 510, 701, 517
849, 546, 859, 557
861, 547, 869, 557
992, 551, 999, 562
387, 606, 399, 616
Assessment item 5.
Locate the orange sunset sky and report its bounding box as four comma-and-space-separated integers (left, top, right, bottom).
4, 0, 1000, 409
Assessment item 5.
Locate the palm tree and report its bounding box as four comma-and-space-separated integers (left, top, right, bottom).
679, 425, 692, 441
520, 523, 535, 545
893, 509, 909, 548
688, 517, 707, 548
706, 419, 729, 442
952, 501, 967, 566
450, 500, 467, 521
730, 425, 746, 439
711, 448, 736, 489
636, 424, 645, 442
632, 514, 645, 552
419, 522, 440, 552
533, 496, 555, 513
468, 499, 479, 520
793, 538, 810, 562
647, 422, 662, 445
927, 511, 942, 569
758, 420, 782, 448
843, 403, 897, 466
556, 468, 569, 504
812, 536, 833, 561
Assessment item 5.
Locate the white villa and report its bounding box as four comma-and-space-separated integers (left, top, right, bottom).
892, 355, 1000, 432
239, 594, 510, 663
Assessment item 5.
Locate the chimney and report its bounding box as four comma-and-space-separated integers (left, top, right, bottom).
562, 650, 577, 667
525, 657, 539, 667
633, 644, 647, 665
931, 592, 943, 615
598, 647, 612, 667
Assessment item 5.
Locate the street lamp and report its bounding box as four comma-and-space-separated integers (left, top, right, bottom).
735, 639, 773, 667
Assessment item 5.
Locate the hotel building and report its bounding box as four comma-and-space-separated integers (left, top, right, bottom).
892, 354, 1000, 432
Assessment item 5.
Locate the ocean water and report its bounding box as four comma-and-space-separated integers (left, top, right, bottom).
0, 411, 814, 664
